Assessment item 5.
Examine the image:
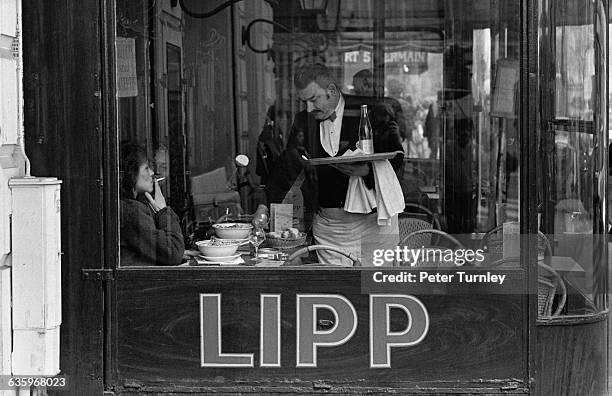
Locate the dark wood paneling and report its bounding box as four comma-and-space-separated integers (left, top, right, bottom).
114, 270, 528, 393
536, 318, 608, 396
22, 0, 105, 394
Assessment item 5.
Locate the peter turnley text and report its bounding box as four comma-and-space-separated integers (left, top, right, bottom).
372, 271, 507, 285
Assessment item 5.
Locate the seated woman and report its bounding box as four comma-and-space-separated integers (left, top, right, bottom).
120, 143, 184, 266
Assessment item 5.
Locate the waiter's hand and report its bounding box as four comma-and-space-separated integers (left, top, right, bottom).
332, 162, 369, 177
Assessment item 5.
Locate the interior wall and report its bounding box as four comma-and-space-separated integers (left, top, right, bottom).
183, 7, 236, 177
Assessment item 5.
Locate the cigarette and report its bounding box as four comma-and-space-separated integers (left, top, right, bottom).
156, 177, 166, 182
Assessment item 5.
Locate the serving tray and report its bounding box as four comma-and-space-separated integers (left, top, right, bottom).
305, 151, 403, 165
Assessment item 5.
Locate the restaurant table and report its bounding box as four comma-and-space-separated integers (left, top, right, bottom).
553, 232, 594, 295
548, 256, 589, 297
477, 252, 588, 296
185, 242, 317, 267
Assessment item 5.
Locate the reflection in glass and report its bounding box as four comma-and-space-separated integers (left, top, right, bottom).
538, 0, 607, 314
114, 0, 526, 269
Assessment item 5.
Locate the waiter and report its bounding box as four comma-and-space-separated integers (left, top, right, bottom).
290, 64, 403, 266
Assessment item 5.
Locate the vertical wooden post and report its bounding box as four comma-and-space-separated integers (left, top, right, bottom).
22, 0, 105, 392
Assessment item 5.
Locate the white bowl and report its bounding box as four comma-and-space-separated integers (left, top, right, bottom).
195, 240, 239, 257
212, 222, 253, 239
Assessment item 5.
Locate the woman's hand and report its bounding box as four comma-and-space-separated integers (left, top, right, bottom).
144, 179, 167, 213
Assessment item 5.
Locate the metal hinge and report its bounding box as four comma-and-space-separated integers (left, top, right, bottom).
11, 33, 20, 59
82, 268, 115, 281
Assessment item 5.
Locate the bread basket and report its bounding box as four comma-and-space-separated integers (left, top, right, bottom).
265, 232, 307, 249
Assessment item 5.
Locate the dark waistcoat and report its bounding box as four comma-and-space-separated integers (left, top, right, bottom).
293, 107, 374, 209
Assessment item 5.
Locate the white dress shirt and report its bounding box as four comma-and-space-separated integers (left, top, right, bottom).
319, 96, 345, 157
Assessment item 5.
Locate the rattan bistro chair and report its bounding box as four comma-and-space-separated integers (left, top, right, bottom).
403, 203, 441, 229
282, 245, 361, 267
398, 203, 441, 247
538, 262, 567, 317
480, 222, 552, 261
400, 229, 465, 249
486, 257, 521, 268
403, 161, 430, 186
400, 163, 431, 204
399, 229, 465, 267
487, 257, 566, 317
398, 216, 433, 247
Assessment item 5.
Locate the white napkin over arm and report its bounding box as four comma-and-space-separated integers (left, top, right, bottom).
342, 149, 376, 214
372, 159, 405, 225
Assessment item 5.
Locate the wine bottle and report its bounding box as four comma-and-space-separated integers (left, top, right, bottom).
358, 105, 374, 154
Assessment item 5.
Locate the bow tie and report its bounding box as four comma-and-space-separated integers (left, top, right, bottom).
324, 111, 337, 122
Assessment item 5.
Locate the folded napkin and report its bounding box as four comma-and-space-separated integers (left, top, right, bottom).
342, 149, 404, 225
343, 149, 377, 214
192, 256, 245, 266
371, 159, 404, 225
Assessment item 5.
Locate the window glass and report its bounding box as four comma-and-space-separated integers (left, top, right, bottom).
115, 0, 522, 268
609, 22, 612, 142
537, 0, 607, 315
555, 25, 595, 121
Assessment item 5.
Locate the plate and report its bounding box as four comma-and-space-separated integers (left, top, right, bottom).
190, 260, 243, 266
200, 254, 241, 262
306, 151, 403, 166
191, 256, 245, 266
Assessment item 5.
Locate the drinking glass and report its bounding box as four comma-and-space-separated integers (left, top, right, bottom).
249, 227, 266, 262
252, 205, 269, 229
252, 212, 269, 229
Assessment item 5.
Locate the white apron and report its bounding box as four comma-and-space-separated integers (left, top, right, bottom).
313, 208, 398, 266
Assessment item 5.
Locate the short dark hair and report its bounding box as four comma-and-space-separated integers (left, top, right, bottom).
120, 142, 149, 199
370, 102, 395, 127
294, 63, 337, 90
353, 69, 372, 80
